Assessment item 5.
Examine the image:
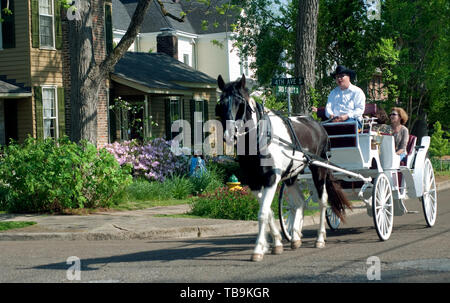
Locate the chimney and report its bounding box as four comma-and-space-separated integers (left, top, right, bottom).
157, 28, 178, 59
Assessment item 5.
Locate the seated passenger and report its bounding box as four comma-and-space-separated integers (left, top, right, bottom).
325, 65, 366, 130
389, 107, 409, 162
372, 106, 391, 134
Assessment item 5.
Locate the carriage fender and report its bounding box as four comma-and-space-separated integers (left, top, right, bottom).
412, 136, 430, 197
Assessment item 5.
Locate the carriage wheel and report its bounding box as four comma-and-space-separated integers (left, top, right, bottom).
326, 207, 341, 230
372, 173, 394, 241
278, 182, 293, 242
421, 158, 437, 227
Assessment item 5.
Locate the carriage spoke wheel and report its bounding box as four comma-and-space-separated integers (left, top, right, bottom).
421, 158, 437, 227
326, 207, 341, 230
278, 183, 293, 242
372, 173, 394, 241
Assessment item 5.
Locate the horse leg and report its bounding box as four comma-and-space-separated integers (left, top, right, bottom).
285, 182, 305, 249
251, 176, 281, 262
316, 182, 328, 248
267, 208, 284, 255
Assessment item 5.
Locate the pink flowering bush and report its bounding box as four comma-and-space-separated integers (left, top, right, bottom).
105, 138, 189, 182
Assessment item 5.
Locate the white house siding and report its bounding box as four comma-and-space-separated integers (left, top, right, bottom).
197, 33, 229, 81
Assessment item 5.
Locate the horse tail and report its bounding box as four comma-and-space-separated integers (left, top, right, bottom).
325, 170, 352, 222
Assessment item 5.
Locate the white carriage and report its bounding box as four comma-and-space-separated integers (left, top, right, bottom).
279, 105, 437, 241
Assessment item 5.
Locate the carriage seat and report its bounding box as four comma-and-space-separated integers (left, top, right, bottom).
400, 135, 417, 167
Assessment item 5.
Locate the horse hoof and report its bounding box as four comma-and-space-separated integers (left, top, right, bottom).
291, 240, 302, 250
272, 245, 283, 255
315, 241, 325, 248
251, 253, 264, 262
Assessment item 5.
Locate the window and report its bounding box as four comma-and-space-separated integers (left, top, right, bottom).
1, 0, 15, 49
39, 0, 54, 48
183, 54, 190, 66
170, 98, 181, 122
167, 98, 182, 140
42, 86, 58, 139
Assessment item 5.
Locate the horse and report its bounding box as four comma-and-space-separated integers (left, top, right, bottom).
215, 74, 352, 262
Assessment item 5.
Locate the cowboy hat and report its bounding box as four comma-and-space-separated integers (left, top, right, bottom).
331, 65, 356, 80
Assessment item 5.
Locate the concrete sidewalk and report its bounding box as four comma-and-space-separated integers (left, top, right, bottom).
1, 180, 449, 241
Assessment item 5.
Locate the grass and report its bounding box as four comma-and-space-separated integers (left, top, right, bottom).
0, 221, 36, 231
112, 198, 194, 211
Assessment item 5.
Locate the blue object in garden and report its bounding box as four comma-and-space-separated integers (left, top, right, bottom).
189, 154, 207, 177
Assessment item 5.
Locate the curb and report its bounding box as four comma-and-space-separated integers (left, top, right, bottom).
0, 181, 448, 241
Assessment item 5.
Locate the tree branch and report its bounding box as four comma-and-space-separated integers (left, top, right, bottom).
99, 0, 153, 76
156, 0, 186, 22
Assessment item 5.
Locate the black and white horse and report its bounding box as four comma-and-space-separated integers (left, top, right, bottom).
216, 74, 351, 262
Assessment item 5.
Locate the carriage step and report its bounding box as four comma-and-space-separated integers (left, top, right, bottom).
407, 210, 419, 214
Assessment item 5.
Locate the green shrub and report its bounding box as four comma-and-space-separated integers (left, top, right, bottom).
165, 175, 194, 199
190, 186, 261, 220
189, 168, 224, 196
125, 178, 169, 201
0, 137, 132, 213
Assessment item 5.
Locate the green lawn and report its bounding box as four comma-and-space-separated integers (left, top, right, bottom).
0, 221, 36, 231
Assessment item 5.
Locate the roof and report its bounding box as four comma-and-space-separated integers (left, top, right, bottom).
112, 52, 216, 93
112, 0, 239, 34
0, 77, 32, 98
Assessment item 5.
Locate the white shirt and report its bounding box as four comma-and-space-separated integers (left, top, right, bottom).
326, 84, 366, 121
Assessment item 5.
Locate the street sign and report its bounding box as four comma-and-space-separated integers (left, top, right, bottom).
276, 86, 299, 94
271, 77, 304, 86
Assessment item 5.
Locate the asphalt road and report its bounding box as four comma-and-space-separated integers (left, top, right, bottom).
1, 190, 449, 285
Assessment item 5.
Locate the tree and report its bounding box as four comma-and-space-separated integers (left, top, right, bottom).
379, 0, 450, 130
66, 0, 159, 144
293, 0, 319, 114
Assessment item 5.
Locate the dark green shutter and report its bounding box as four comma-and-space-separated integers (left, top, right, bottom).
190, 99, 195, 143
203, 100, 209, 122
34, 86, 43, 139
164, 99, 171, 140
203, 100, 209, 138
54, 0, 62, 49
31, 0, 39, 48
1, 0, 15, 48
57, 87, 65, 138
105, 3, 113, 55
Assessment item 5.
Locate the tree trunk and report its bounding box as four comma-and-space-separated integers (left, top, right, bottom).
67, 0, 153, 144
294, 0, 319, 115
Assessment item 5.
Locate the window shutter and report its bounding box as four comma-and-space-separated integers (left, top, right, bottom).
203, 100, 209, 138
104, 3, 113, 55
31, 0, 39, 48
189, 99, 195, 143
1, 0, 15, 48
54, 0, 62, 49
57, 87, 65, 137
203, 100, 209, 122
34, 86, 43, 139
164, 99, 171, 140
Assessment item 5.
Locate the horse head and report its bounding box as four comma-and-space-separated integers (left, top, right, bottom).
216, 74, 253, 142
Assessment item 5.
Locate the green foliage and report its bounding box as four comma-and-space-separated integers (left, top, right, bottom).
0, 137, 132, 213
429, 121, 450, 158
253, 94, 287, 112
0, 221, 36, 231
189, 186, 280, 221
189, 186, 260, 220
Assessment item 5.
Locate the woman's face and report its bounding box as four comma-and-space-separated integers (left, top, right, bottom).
390, 111, 400, 124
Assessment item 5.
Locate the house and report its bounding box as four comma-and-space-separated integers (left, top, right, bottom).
111, 0, 255, 84
0, 0, 218, 149
110, 51, 217, 147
